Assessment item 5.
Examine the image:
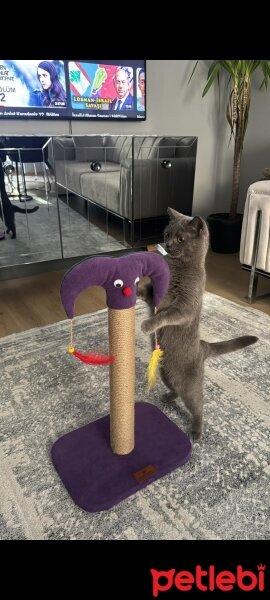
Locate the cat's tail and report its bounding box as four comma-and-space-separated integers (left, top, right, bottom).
201, 336, 258, 359
14, 206, 39, 214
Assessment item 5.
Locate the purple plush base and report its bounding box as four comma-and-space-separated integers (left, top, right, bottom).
51, 402, 192, 512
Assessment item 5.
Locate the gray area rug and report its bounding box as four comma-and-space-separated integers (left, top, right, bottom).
0, 183, 125, 267
0, 292, 269, 540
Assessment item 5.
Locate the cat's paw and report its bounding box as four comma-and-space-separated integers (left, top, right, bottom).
136, 283, 146, 299
162, 392, 177, 403
141, 318, 156, 334
191, 429, 202, 443
137, 283, 153, 305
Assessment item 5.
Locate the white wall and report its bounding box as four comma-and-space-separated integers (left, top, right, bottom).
145, 60, 220, 216
208, 68, 270, 215
1, 60, 270, 217
146, 61, 270, 217
237, 70, 270, 213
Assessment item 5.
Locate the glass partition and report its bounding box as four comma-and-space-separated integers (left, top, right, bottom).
0, 136, 62, 267
131, 135, 198, 245
53, 134, 129, 259
54, 134, 197, 249
0, 134, 197, 270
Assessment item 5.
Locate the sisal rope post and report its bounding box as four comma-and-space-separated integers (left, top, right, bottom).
108, 306, 135, 455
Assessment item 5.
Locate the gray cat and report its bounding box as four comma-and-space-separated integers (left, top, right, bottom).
138, 208, 258, 441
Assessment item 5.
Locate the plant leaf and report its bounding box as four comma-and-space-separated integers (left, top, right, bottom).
191, 59, 270, 217
188, 60, 199, 84
202, 64, 221, 96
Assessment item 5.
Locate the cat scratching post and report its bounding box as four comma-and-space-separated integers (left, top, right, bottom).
52, 253, 192, 512
109, 307, 135, 455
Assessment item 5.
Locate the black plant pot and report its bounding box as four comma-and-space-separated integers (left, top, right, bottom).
207, 213, 243, 254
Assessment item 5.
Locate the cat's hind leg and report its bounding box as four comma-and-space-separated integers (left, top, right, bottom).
162, 390, 178, 403
161, 378, 203, 440
181, 388, 203, 442
160, 370, 179, 403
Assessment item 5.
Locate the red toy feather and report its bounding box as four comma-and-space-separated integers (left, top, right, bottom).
68, 346, 114, 365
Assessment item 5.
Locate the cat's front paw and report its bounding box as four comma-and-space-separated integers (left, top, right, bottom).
136, 283, 146, 299
141, 318, 156, 334
137, 282, 154, 305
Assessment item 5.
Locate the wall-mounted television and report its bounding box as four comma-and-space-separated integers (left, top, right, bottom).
0, 59, 146, 121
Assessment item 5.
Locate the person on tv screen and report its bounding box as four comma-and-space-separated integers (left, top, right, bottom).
137, 68, 145, 111
0, 156, 8, 236
110, 67, 133, 111
30, 61, 67, 108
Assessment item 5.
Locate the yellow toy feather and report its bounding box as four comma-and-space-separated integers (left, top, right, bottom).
147, 345, 163, 391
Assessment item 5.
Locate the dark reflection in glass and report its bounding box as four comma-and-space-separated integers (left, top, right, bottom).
0, 134, 197, 270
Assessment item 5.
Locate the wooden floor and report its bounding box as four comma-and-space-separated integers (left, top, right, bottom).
0, 250, 270, 338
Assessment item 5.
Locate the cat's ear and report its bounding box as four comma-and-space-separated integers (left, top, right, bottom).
188, 216, 204, 234
167, 207, 182, 220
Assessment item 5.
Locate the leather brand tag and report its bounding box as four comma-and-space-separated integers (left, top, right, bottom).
133, 464, 157, 483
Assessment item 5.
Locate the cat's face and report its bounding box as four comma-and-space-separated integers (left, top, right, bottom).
163, 209, 209, 259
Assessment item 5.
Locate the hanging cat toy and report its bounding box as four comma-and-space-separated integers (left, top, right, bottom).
146, 307, 164, 390
60, 253, 170, 388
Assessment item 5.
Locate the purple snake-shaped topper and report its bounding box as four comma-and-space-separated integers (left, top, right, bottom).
60, 252, 170, 319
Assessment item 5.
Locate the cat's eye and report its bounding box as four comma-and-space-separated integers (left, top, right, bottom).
114, 279, 123, 288
164, 232, 169, 240
134, 277, 140, 285
177, 236, 184, 243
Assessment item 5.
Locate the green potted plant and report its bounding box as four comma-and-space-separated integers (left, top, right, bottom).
190, 60, 270, 253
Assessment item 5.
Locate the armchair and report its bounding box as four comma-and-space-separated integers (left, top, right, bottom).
240, 178, 270, 302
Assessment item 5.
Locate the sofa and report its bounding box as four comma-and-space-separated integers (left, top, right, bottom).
53, 134, 197, 246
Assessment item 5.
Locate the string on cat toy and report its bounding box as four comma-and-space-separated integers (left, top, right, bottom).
147, 307, 163, 390
67, 319, 114, 365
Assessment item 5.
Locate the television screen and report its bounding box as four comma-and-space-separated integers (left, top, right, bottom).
0, 59, 146, 121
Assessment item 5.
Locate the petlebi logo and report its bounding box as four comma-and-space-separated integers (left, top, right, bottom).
150, 564, 266, 595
